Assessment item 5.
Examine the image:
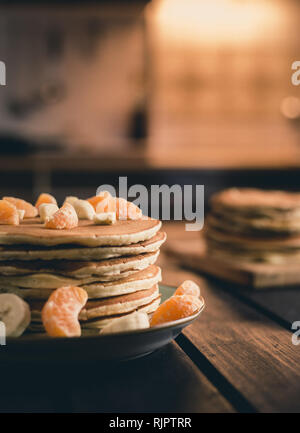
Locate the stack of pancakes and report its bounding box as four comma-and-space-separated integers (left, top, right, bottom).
0, 217, 166, 332
205, 188, 300, 264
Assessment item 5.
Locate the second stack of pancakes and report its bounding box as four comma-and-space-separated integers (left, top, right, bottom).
0, 218, 166, 332
205, 188, 300, 264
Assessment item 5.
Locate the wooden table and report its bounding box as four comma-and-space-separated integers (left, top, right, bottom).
1, 222, 300, 413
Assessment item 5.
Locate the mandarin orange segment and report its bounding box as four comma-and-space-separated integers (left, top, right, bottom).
127, 201, 142, 220
45, 202, 78, 230
0, 200, 19, 225
174, 280, 201, 298
115, 198, 128, 220
42, 285, 88, 337
93, 195, 142, 220
35, 193, 57, 209
95, 196, 116, 214
115, 198, 142, 220
150, 295, 203, 327
88, 191, 112, 211
3, 196, 38, 218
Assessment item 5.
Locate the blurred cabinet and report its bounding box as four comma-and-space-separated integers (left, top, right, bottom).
148, 0, 300, 160
0, 1, 150, 152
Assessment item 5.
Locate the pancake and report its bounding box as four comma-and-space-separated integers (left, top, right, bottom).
0, 231, 167, 262
210, 188, 300, 235
204, 187, 300, 263
0, 265, 162, 300
0, 250, 159, 277
28, 297, 161, 332
212, 188, 300, 213
206, 242, 300, 264
205, 226, 300, 263
0, 218, 161, 247
0, 251, 159, 289
28, 284, 161, 331
212, 207, 300, 223
205, 227, 300, 250
29, 284, 159, 315
207, 213, 300, 236
0, 202, 165, 334
81, 297, 161, 329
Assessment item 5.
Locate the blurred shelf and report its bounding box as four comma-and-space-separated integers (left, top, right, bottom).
148, 119, 300, 169
2, 121, 300, 173
2, 142, 300, 172
0, 148, 150, 172
147, 144, 300, 170
3, 146, 300, 202
0, 0, 151, 9
0, 0, 151, 4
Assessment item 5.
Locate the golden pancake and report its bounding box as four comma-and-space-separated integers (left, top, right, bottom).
0, 251, 159, 289
0, 250, 159, 277
81, 297, 161, 329
0, 265, 161, 299
207, 214, 300, 236
0, 218, 161, 247
206, 242, 300, 264
0, 203, 165, 334
204, 188, 300, 263
0, 231, 167, 261
28, 285, 161, 331
212, 188, 300, 212
205, 226, 300, 250
29, 284, 159, 317
29, 297, 161, 332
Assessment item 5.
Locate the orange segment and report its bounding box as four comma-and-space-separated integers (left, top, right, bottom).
115, 198, 127, 220
45, 203, 78, 230
35, 193, 57, 209
150, 295, 203, 326
174, 280, 201, 298
88, 191, 112, 211
127, 201, 142, 220
115, 198, 142, 220
92, 194, 142, 220
95, 196, 116, 214
3, 196, 38, 218
0, 200, 19, 225
42, 286, 88, 337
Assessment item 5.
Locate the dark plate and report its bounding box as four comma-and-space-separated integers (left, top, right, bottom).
0, 285, 205, 363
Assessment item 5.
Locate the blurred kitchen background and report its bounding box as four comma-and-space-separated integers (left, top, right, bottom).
0, 0, 300, 209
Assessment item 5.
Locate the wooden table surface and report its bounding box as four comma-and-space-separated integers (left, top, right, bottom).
1, 222, 300, 413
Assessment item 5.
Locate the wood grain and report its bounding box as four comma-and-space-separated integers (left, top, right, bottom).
70, 343, 234, 413
238, 288, 300, 329
160, 223, 300, 413
162, 223, 300, 327
0, 343, 234, 413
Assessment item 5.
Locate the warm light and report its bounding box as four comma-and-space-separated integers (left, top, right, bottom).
281, 97, 300, 120
152, 0, 283, 47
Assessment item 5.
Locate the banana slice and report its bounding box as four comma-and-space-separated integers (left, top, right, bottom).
73, 199, 95, 220
94, 212, 116, 225
63, 196, 79, 206
39, 203, 59, 223
0, 294, 31, 337
17, 209, 25, 221
100, 311, 149, 335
